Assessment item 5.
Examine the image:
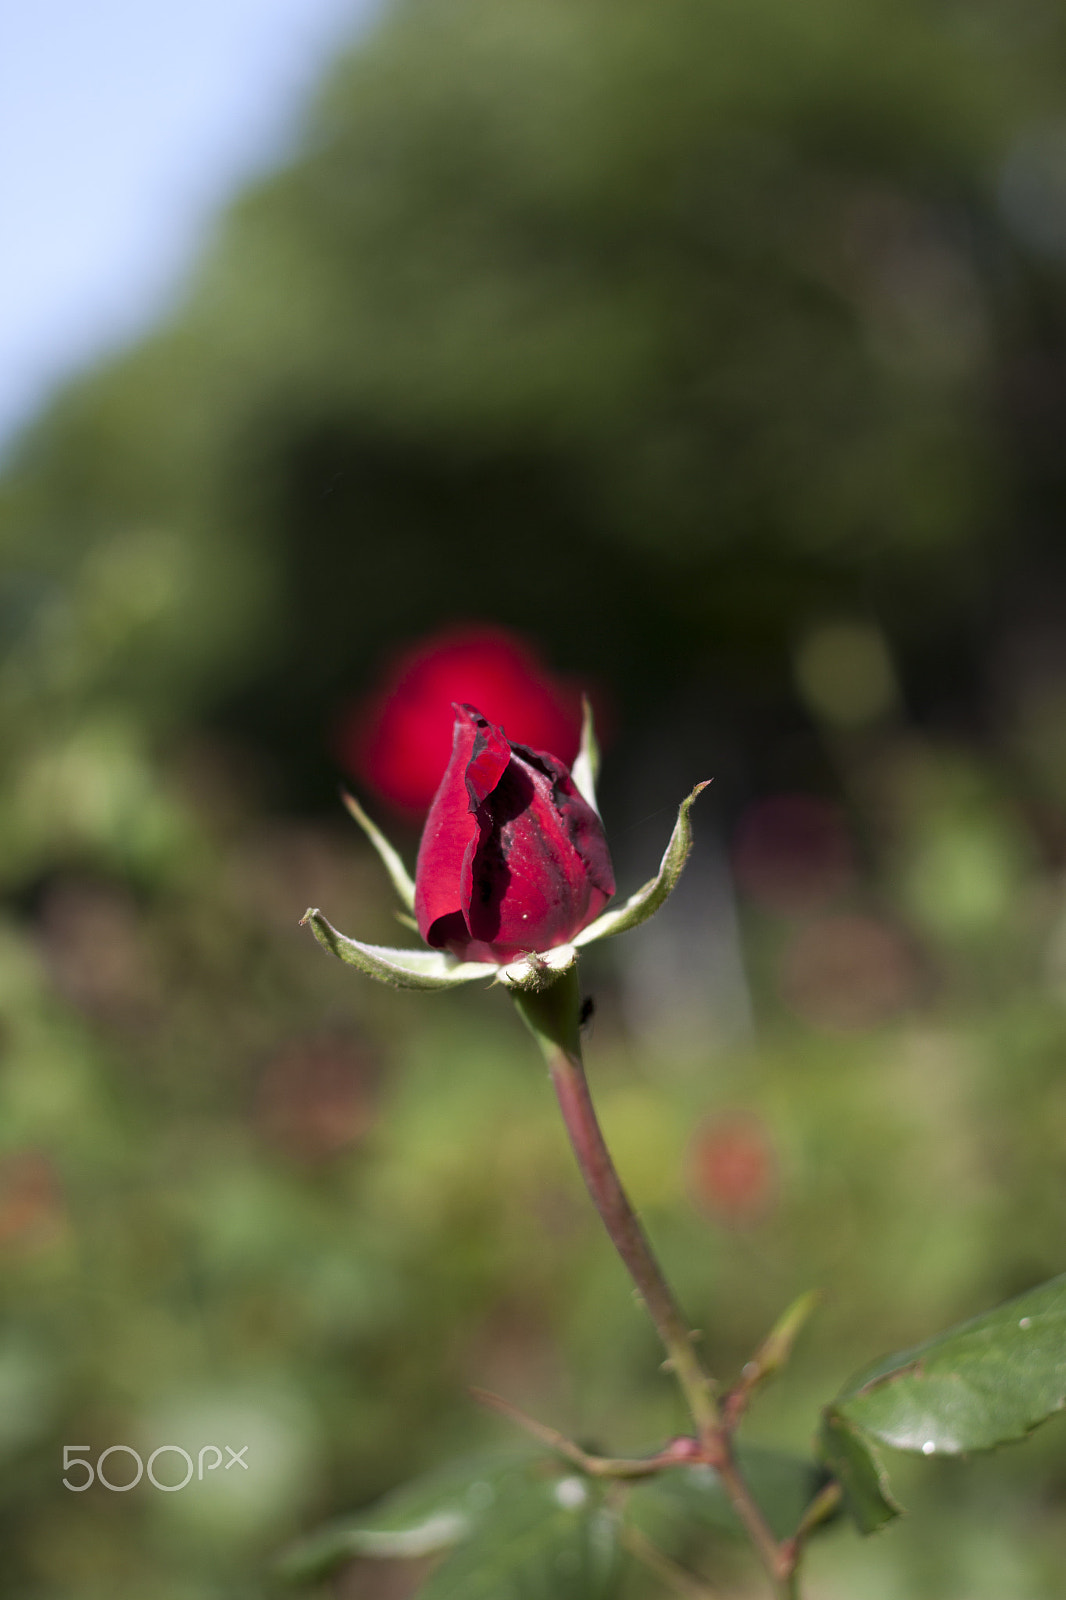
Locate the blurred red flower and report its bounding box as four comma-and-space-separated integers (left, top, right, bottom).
687, 1112, 777, 1225
0, 1151, 66, 1251
335, 626, 586, 815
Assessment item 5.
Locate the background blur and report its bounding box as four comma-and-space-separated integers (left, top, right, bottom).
5, 0, 1066, 1594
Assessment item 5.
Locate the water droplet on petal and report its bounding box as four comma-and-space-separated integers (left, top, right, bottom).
922, 1440, 936, 1455
1019, 1316, 1032, 1329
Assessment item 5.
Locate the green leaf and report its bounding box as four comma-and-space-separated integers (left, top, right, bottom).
833, 1272, 1066, 1456
280, 1451, 622, 1598
277, 1451, 533, 1583
626, 1444, 831, 1548
342, 791, 417, 911
818, 1409, 901, 1535
416, 1468, 621, 1600
573, 781, 710, 947
301, 908, 494, 989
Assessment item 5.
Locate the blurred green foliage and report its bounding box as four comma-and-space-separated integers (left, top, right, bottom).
4, 0, 1066, 1593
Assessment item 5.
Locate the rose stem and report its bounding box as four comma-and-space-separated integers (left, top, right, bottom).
513, 963, 797, 1600
471, 1386, 702, 1479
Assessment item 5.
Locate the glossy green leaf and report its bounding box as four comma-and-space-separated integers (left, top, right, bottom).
277, 1451, 533, 1583
300, 907, 494, 989
573, 781, 710, 947
818, 1409, 901, 1535
416, 1468, 621, 1600
833, 1272, 1066, 1456
626, 1444, 831, 1547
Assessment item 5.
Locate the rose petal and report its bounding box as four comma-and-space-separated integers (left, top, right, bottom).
415, 705, 510, 950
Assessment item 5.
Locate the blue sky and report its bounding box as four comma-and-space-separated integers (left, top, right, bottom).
0, 0, 377, 452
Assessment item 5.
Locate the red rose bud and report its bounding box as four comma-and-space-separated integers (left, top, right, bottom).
414, 704, 615, 964
303, 703, 704, 993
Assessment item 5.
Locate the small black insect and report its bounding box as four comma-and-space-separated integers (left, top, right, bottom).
579, 994, 596, 1029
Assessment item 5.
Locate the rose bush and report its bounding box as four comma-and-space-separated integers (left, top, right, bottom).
413, 704, 615, 963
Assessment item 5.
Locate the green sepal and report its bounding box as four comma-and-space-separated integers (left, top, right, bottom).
301, 908, 493, 989
496, 943, 579, 994
573, 782, 710, 947
570, 696, 601, 816
342, 791, 416, 911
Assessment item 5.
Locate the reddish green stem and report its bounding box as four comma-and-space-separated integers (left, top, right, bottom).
514, 966, 717, 1432
551, 1042, 719, 1433
513, 966, 798, 1599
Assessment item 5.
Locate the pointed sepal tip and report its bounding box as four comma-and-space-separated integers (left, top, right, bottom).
574, 780, 710, 947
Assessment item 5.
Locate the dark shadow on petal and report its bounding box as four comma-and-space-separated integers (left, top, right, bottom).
465, 761, 534, 944
425, 910, 470, 951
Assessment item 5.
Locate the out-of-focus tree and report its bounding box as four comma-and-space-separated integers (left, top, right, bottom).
5, 0, 1066, 810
